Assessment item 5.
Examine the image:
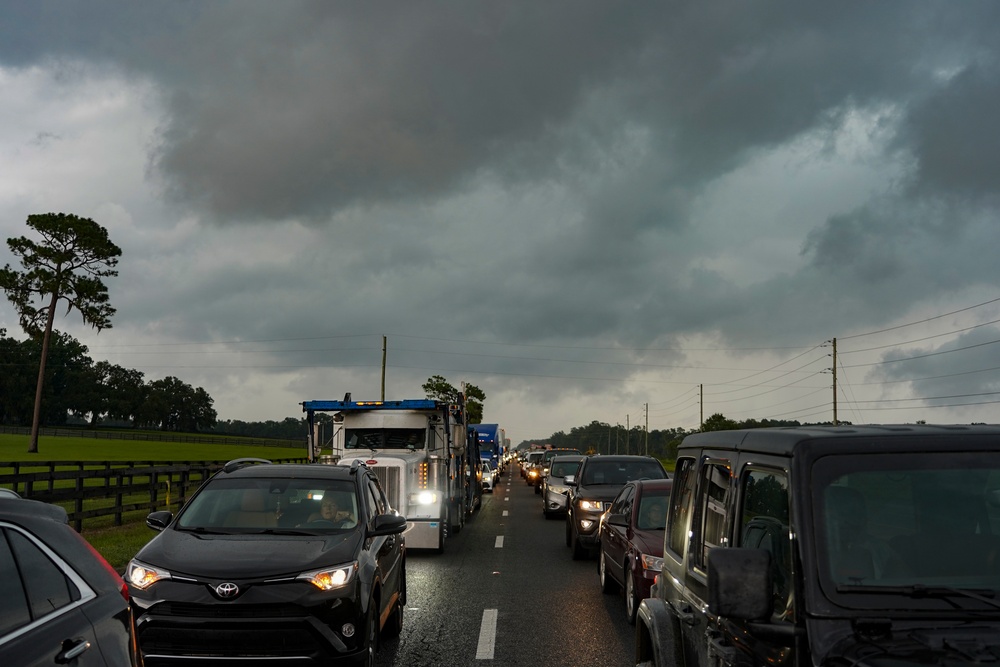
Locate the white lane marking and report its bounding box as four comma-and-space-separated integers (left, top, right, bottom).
495, 535, 504, 548
476, 609, 498, 659
502, 510, 509, 517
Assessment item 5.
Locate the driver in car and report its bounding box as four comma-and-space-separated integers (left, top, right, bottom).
305, 496, 355, 526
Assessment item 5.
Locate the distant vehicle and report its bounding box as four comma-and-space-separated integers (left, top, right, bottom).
481, 461, 497, 493
598, 478, 673, 623
127, 458, 407, 665
524, 451, 547, 489
636, 424, 1000, 667
0, 495, 140, 666
565, 455, 668, 560
473, 423, 507, 473
541, 454, 585, 518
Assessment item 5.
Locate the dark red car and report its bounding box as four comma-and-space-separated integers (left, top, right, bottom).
598, 478, 673, 624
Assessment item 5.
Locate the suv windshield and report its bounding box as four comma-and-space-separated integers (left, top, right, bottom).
814, 451, 1000, 594
177, 478, 359, 532
580, 460, 666, 485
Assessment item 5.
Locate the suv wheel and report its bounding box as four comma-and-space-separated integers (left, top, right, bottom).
565, 515, 573, 547
571, 533, 588, 561
599, 550, 616, 594
361, 604, 378, 667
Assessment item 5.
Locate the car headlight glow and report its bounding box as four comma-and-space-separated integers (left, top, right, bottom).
409, 491, 438, 505
126, 560, 171, 590
298, 562, 358, 591
640, 553, 664, 573
579, 499, 604, 511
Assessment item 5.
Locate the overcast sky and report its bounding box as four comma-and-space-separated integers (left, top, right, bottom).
2, 1, 1000, 443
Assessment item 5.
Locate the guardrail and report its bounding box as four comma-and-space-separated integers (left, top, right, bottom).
0, 458, 308, 531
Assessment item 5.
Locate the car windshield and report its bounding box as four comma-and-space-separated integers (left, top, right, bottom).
346, 428, 426, 450
550, 461, 581, 478
814, 451, 1000, 594
581, 460, 666, 486
176, 478, 359, 533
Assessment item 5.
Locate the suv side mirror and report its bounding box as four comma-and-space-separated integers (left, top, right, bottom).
565, 475, 576, 486
607, 512, 628, 527
707, 548, 772, 620
370, 513, 407, 536
146, 510, 173, 531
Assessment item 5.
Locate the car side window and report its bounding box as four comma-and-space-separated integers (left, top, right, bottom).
611, 485, 634, 515
739, 469, 792, 621
695, 462, 732, 571
0, 528, 32, 635
7, 529, 78, 621
667, 458, 696, 557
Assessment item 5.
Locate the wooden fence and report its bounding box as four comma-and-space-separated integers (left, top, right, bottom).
0, 458, 308, 531
0, 425, 303, 448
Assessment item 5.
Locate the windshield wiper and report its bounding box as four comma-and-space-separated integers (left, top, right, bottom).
175, 526, 230, 535
837, 584, 1000, 610
250, 528, 318, 536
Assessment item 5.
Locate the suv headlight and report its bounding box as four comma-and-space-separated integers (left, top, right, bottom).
298, 562, 358, 591
126, 560, 171, 590
578, 499, 604, 511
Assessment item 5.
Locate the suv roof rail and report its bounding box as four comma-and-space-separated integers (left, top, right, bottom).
223, 457, 273, 473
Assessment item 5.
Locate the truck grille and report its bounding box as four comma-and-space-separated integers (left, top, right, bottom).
371, 465, 401, 510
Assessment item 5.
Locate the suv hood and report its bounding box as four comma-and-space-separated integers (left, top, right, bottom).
830, 624, 1000, 667
577, 485, 628, 502
137, 528, 363, 579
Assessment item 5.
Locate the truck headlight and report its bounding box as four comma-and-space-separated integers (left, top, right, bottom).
409, 491, 438, 506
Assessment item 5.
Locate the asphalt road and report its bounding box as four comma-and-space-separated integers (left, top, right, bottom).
375, 463, 637, 667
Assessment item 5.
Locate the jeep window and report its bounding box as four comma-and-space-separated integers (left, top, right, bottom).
667, 457, 696, 557
740, 469, 792, 621
697, 463, 731, 570
814, 451, 1000, 600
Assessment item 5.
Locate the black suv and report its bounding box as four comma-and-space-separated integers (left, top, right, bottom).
127, 458, 406, 666
565, 455, 668, 560
0, 495, 140, 666
637, 424, 1000, 667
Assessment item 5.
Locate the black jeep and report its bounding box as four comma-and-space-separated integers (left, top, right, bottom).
636, 424, 1000, 667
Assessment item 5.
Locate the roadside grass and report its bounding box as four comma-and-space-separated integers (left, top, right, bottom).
1, 432, 306, 571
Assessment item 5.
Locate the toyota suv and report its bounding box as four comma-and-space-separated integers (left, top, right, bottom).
565, 454, 668, 560
637, 424, 1000, 667
126, 458, 406, 666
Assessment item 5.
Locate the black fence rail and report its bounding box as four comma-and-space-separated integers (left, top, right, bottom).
0, 458, 308, 531
0, 425, 303, 448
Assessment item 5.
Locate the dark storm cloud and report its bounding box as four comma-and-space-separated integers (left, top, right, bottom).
6, 1, 998, 228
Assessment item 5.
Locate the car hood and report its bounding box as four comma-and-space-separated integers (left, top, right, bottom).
136, 528, 363, 579
576, 485, 627, 502
631, 528, 664, 556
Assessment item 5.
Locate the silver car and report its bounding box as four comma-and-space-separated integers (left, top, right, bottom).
541, 454, 585, 518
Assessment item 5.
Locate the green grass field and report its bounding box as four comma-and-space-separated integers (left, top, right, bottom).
1, 432, 307, 571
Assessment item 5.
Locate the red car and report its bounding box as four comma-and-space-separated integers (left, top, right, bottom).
598, 477, 673, 624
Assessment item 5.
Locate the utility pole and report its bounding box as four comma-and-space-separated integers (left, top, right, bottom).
626, 414, 630, 454
832, 337, 838, 425
380, 335, 387, 401
699, 384, 704, 429
644, 403, 649, 455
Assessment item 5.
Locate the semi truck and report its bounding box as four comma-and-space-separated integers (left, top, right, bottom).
473, 423, 506, 473
301, 398, 472, 552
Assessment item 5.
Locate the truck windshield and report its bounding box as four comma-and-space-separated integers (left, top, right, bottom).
346, 428, 426, 450
814, 451, 1000, 595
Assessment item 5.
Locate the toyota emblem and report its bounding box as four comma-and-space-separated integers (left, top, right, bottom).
215, 582, 239, 598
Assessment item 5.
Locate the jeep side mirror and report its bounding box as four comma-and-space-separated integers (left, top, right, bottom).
707, 548, 772, 620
